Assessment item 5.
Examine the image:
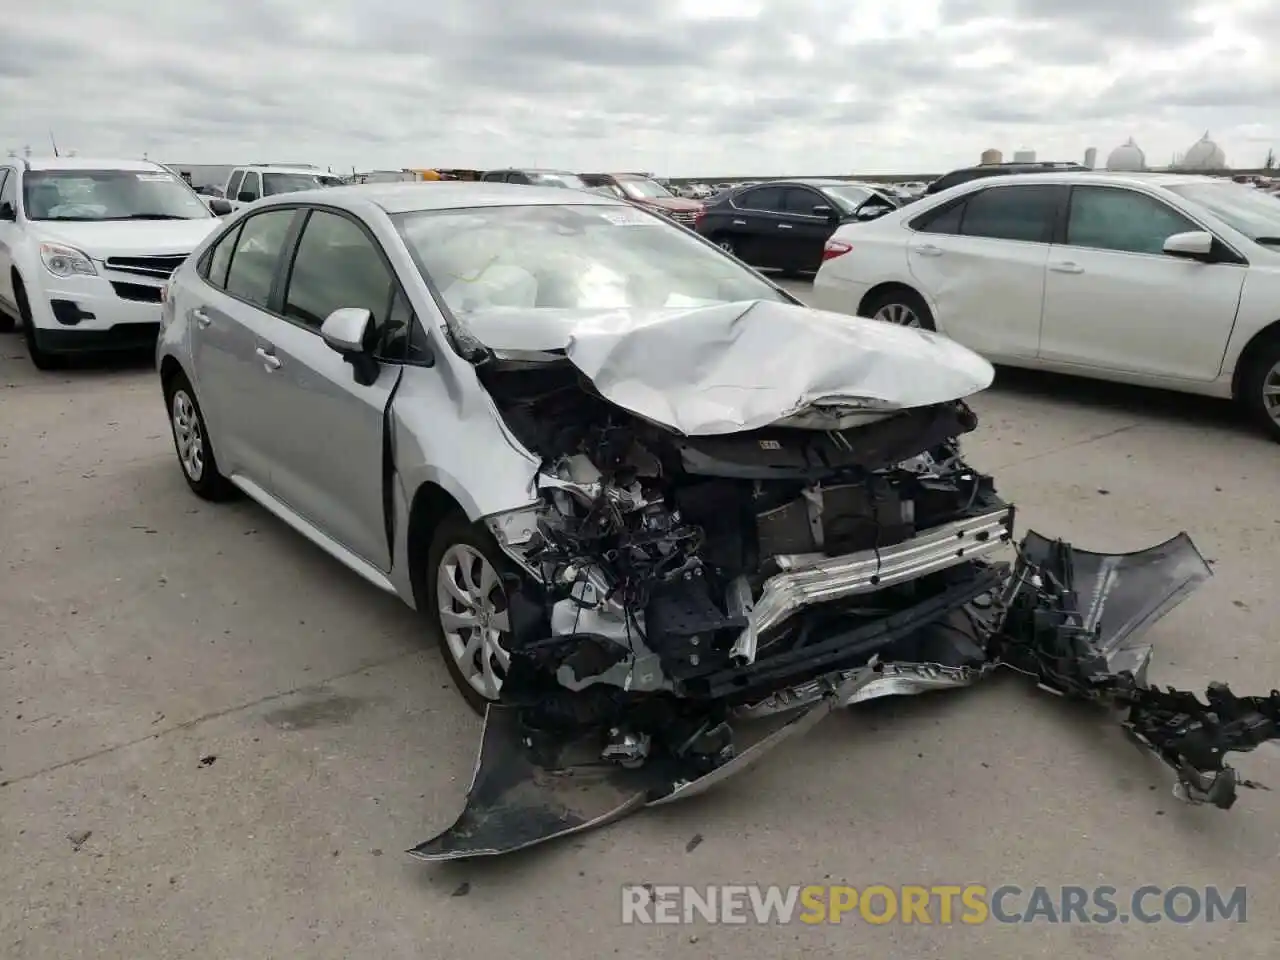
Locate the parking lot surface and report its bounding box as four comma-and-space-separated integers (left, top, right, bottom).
3, 282, 1279, 959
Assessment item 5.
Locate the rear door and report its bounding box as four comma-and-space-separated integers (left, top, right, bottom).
725, 185, 787, 267
188, 207, 302, 486
246, 207, 406, 570
1038, 185, 1247, 380
906, 182, 1063, 359
778, 187, 837, 271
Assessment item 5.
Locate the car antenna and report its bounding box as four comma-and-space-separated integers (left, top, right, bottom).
49, 130, 59, 157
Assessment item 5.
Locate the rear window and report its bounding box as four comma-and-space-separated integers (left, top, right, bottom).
395, 203, 786, 314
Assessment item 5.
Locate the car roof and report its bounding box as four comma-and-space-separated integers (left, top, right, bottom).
17, 157, 169, 172
949, 170, 1224, 190
238, 165, 332, 176
253, 181, 628, 214
491, 167, 579, 175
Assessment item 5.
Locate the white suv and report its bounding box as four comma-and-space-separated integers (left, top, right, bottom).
222, 165, 345, 212
0, 157, 223, 369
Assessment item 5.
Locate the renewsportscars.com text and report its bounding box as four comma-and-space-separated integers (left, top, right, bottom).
621, 884, 1248, 925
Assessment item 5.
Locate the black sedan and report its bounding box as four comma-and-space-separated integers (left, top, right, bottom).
693, 179, 899, 274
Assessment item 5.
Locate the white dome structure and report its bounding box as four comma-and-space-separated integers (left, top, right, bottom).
1106, 137, 1146, 171
1180, 132, 1226, 170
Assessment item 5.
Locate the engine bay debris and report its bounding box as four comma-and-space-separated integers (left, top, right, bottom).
410, 357, 1280, 862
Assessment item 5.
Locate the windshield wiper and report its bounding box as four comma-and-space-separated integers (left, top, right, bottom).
116, 213, 198, 220
1253, 236, 1280, 246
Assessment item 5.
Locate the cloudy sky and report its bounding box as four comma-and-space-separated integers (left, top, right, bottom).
1, 0, 1276, 176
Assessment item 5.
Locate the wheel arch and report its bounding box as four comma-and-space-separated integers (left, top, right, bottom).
857, 281, 929, 320
159, 355, 186, 395
1229, 319, 1280, 401
406, 481, 466, 608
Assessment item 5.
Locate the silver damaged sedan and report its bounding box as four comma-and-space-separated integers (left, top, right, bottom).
156, 182, 1280, 862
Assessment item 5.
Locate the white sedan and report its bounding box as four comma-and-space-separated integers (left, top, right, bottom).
810, 171, 1280, 440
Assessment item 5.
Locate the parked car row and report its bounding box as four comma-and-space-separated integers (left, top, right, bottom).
810, 169, 1280, 440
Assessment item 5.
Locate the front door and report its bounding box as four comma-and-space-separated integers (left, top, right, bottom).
247, 208, 405, 570
905, 182, 1063, 360
778, 187, 837, 271
1038, 185, 1247, 381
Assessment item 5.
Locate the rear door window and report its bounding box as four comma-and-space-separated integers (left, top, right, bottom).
911, 200, 965, 234
959, 184, 1061, 243
222, 209, 296, 308
202, 223, 243, 289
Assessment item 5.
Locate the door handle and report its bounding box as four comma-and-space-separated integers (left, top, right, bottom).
192, 307, 212, 328
1050, 261, 1084, 274
255, 346, 282, 371
778, 223, 793, 229
914, 244, 943, 256
732, 219, 746, 226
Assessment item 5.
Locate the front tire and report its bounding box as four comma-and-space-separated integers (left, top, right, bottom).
1238, 335, 1280, 443
163, 371, 237, 500
425, 512, 519, 715
862, 287, 936, 331
15, 277, 63, 370
713, 234, 737, 258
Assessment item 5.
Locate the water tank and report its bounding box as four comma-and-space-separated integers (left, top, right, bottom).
1084, 147, 1098, 170
1106, 138, 1145, 172
1012, 149, 1036, 163
980, 148, 1002, 165
1180, 132, 1226, 170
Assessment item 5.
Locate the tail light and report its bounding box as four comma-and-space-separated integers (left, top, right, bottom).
159, 283, 169, 303
822, 239, 853, 261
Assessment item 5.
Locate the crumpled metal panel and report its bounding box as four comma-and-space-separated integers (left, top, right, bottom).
462, 299, 995, 435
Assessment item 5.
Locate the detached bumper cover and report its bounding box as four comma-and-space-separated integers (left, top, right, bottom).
412, 529, 1280, 862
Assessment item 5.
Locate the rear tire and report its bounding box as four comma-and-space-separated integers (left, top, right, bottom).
163, 370, 237, 500
15, 276, 63, 370
862, 287, 936, 331
1237, 335, 1280, 443
425, 511, 521, 715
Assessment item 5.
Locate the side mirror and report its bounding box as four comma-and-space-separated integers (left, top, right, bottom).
321, 307, 372, 353
1162, 230, 1214, 260
855, 204, 891, 221
237, 191, 256, 204
0, 202, 14, 221
208, 198, 232, 216
321, 307, 379, 386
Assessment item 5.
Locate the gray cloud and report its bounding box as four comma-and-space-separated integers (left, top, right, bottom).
0, 0, 1274, 175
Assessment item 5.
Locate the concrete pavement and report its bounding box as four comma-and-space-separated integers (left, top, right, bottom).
2, 298, 1279, 959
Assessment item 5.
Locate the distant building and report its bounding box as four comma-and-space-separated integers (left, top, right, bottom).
1105, 138, 1146, 172
1083, 147, 1098, 170
980, 148, 1003, 165
1012, 149, 1036, 162
1178, 132, 1227, 170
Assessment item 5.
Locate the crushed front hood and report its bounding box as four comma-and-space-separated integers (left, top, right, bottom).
467, 299, 995, 436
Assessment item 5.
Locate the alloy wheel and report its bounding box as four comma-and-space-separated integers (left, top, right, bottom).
436, 543, 512, 701
874, 302, 921, 328
171, 390, 205, 482
1263, 360, 1280, 428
